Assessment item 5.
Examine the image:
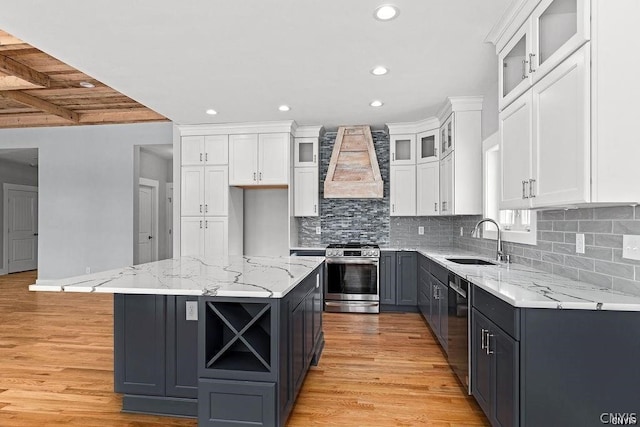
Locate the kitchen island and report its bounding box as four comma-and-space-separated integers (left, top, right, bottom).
30, 255, 325, 427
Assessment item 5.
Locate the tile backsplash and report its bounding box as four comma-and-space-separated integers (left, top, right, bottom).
454, 206, 640, 295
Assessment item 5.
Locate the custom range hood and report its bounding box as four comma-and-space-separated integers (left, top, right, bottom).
323, 125, 383, 198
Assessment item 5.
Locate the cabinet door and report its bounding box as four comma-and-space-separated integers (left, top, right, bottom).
204, 135, 229, 165
304, 291, 314, 365
204, 166, 228, 216
379, 251, 396, 305
204, 217, 228, 258
114, 294, 166, 396
531, 0, 590, 83
428, 277, 439, 334
291, 301, 306, 393
438, 283, 449, 352
312, 272, 322, 345
417, 129, 439, 164
499, 22, 533, 110
471, 309, 493, 419
294, 137, 318, 167
397, 252, 417, 306
390, 165, 416, 216
166, 296, 198, 398
294, 167, 318, 217
390, 134, 416, 165
181, 136, 205, 166
491, 325, 520, 427
181, 166, 205, 216
258, 133, 289, 185
439, 153, 454, 214
440, 114, 455, 158
181, 217, 204, 257
417, 162, 440, 216
531, 45, 590, 207
500, 92, 533, 210
229, 134, 258, 185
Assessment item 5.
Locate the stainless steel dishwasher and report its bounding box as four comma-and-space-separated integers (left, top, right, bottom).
448, 273, 470, 394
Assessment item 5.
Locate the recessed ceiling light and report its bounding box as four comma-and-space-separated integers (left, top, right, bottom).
370, 100, 384, 107
278, 105, 291, 112
371, 66, 389, 76
79, 81, 95, 88
205, 109, 218, 115
374, 5, 399, 21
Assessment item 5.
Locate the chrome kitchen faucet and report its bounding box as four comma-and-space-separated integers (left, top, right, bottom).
471, 218, 510, 263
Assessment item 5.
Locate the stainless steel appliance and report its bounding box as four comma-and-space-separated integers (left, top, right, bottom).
448, 273, 471, 394
324, 243, 380, 313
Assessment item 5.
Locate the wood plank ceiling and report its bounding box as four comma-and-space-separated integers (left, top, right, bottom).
0, 30, 167, 128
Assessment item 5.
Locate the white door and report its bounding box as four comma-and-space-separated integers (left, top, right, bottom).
258, 133, 289, 185
166, 183, 173, 259
137, 185, 156, 264
390, 165, 416, 216
500, 92, 533, 210
181, 136, 205, 165
204, 217, 228, 258
417, 162, 440, 216
294, 167, 318, 217
204, 166, 228, 216
181, 166, 205, 216
204, 135, 229, 165
180, 217, 204, 257
439, 153, 454, 214
229, 134, 258, 185
531, 45, 590, 207
7, 188, 38, 273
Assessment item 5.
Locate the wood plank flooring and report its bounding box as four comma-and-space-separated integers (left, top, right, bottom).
0, 271, 487, 426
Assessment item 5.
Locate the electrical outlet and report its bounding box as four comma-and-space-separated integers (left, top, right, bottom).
460, 227, 464, 237
418, 226, 424, 235
186, 301, 198, 321
622, 235, 640, 261
315, 226, 321, 235
576, 233, 585, 254
85, 267, 91, 274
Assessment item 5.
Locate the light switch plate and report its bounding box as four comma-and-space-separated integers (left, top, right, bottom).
315, 226, 321, 235
186, 301, 198, 321
418, 226, 424, 235
623, 235, 640, 261
576, 233, 585, 254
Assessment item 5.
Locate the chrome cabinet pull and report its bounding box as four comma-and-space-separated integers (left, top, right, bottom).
392, 152, 395, 161
481, 328, 487, 350
486, 333, 495, 355
521, 59, 528, 80
205, 220, 208, 229
522, 180, 529, 199
313, 204, 317, 213
434, 202, 438, 212
392, 204, 395, 213
205, 204, 208, 213
434, 147, 438, 157
200, 204, 203, 213
253, 172, 257, 181
259, 172, 263, 181
529, 178, 536, 198
313, 154, 316, 164
205, 153, 208, 162
529, 53, 536, 73
199, 220, 203, 229
200, 153, 203, 162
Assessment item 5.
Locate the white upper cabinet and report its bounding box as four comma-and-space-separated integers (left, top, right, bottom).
390, 134, 416, 165
439, 153, 454, 214
181, 166, 205, 216
229, 133, 289, 186
294, 137, 318, 167
204, 166, 229, 216
417, 129, 439, 164
498, 0, 590, 110
390, 165, 416, 216
294, 167, 318, 217
417, 162, 440, 216
181, 165, 229, 216
181, 135, 229, 165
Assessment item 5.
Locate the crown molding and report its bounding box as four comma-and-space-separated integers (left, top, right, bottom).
486, 0, 541, 53
176, 120, 297, 136
437, 96, 484, 122
294, 125, 324, 139
385, 116, 440, 135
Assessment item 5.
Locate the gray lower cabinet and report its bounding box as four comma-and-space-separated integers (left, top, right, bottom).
379, 251, 396, 305
199, 379, 276, 427
417, 254, 448, 353
380, 251, 417, 310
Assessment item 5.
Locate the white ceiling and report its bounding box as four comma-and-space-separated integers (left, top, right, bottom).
0, 0, 510, 129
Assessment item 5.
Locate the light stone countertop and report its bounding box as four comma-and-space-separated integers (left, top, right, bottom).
417, 247, 640, 311
29, 255, 325, 298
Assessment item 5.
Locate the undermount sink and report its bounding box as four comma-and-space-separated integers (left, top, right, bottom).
445, 257, 497, 266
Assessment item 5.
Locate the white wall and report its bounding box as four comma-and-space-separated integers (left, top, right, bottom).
0, 158, 39, 272
243, 189, 289, 257
0, 122, 173, 280
481, 79, 499, 140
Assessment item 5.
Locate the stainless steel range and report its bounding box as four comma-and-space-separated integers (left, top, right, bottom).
324, 243, 380, 313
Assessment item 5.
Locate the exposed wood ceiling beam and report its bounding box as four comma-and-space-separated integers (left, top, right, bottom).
0, 108, 166, 128
0, 54, 50, 88
0, 90, 79, 122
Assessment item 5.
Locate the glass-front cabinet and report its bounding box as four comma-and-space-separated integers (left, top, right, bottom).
417, 129, 439, 164
498, 0, 589, 110
294, 137, 318, 167
440, 114, 454, 159
390, 134, 416, 166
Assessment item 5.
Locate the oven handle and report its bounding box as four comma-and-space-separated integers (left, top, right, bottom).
325, 301, 379, 307
325, 258, 379, 266
450, 282, 467, 299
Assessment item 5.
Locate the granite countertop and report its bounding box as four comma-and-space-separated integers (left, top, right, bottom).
417, 247, 640, 311
29, 255, 325, 298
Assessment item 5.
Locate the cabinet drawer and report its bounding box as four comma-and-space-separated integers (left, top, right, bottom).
472, 286, 520, 340
198, 378, 275, 427
426, 257, 448, 285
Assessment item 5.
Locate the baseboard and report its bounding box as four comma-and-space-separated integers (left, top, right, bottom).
121, 394, 197, 418
380, 304, 420, 313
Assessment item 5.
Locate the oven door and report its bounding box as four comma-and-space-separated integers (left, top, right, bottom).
325, 258, 379, 302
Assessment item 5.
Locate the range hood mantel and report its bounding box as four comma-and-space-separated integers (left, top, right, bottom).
323, 125, 383, 199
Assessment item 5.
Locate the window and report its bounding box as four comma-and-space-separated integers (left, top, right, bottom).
482, 133, 536, 245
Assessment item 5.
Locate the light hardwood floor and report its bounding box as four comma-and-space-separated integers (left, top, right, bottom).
0, 271, 487, 426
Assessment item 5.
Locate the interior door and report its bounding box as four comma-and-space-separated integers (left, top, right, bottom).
138, 185, 155, 264
7, 188, 38, 273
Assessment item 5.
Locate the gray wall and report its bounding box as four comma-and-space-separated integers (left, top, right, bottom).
0, 158, 39, 271
244, 189, 289, 257
0, 122, 173, 280
454, 206, 640, 296
481, 80, 499, 140
297, 130, 390, 247
137, 148, 173, 261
